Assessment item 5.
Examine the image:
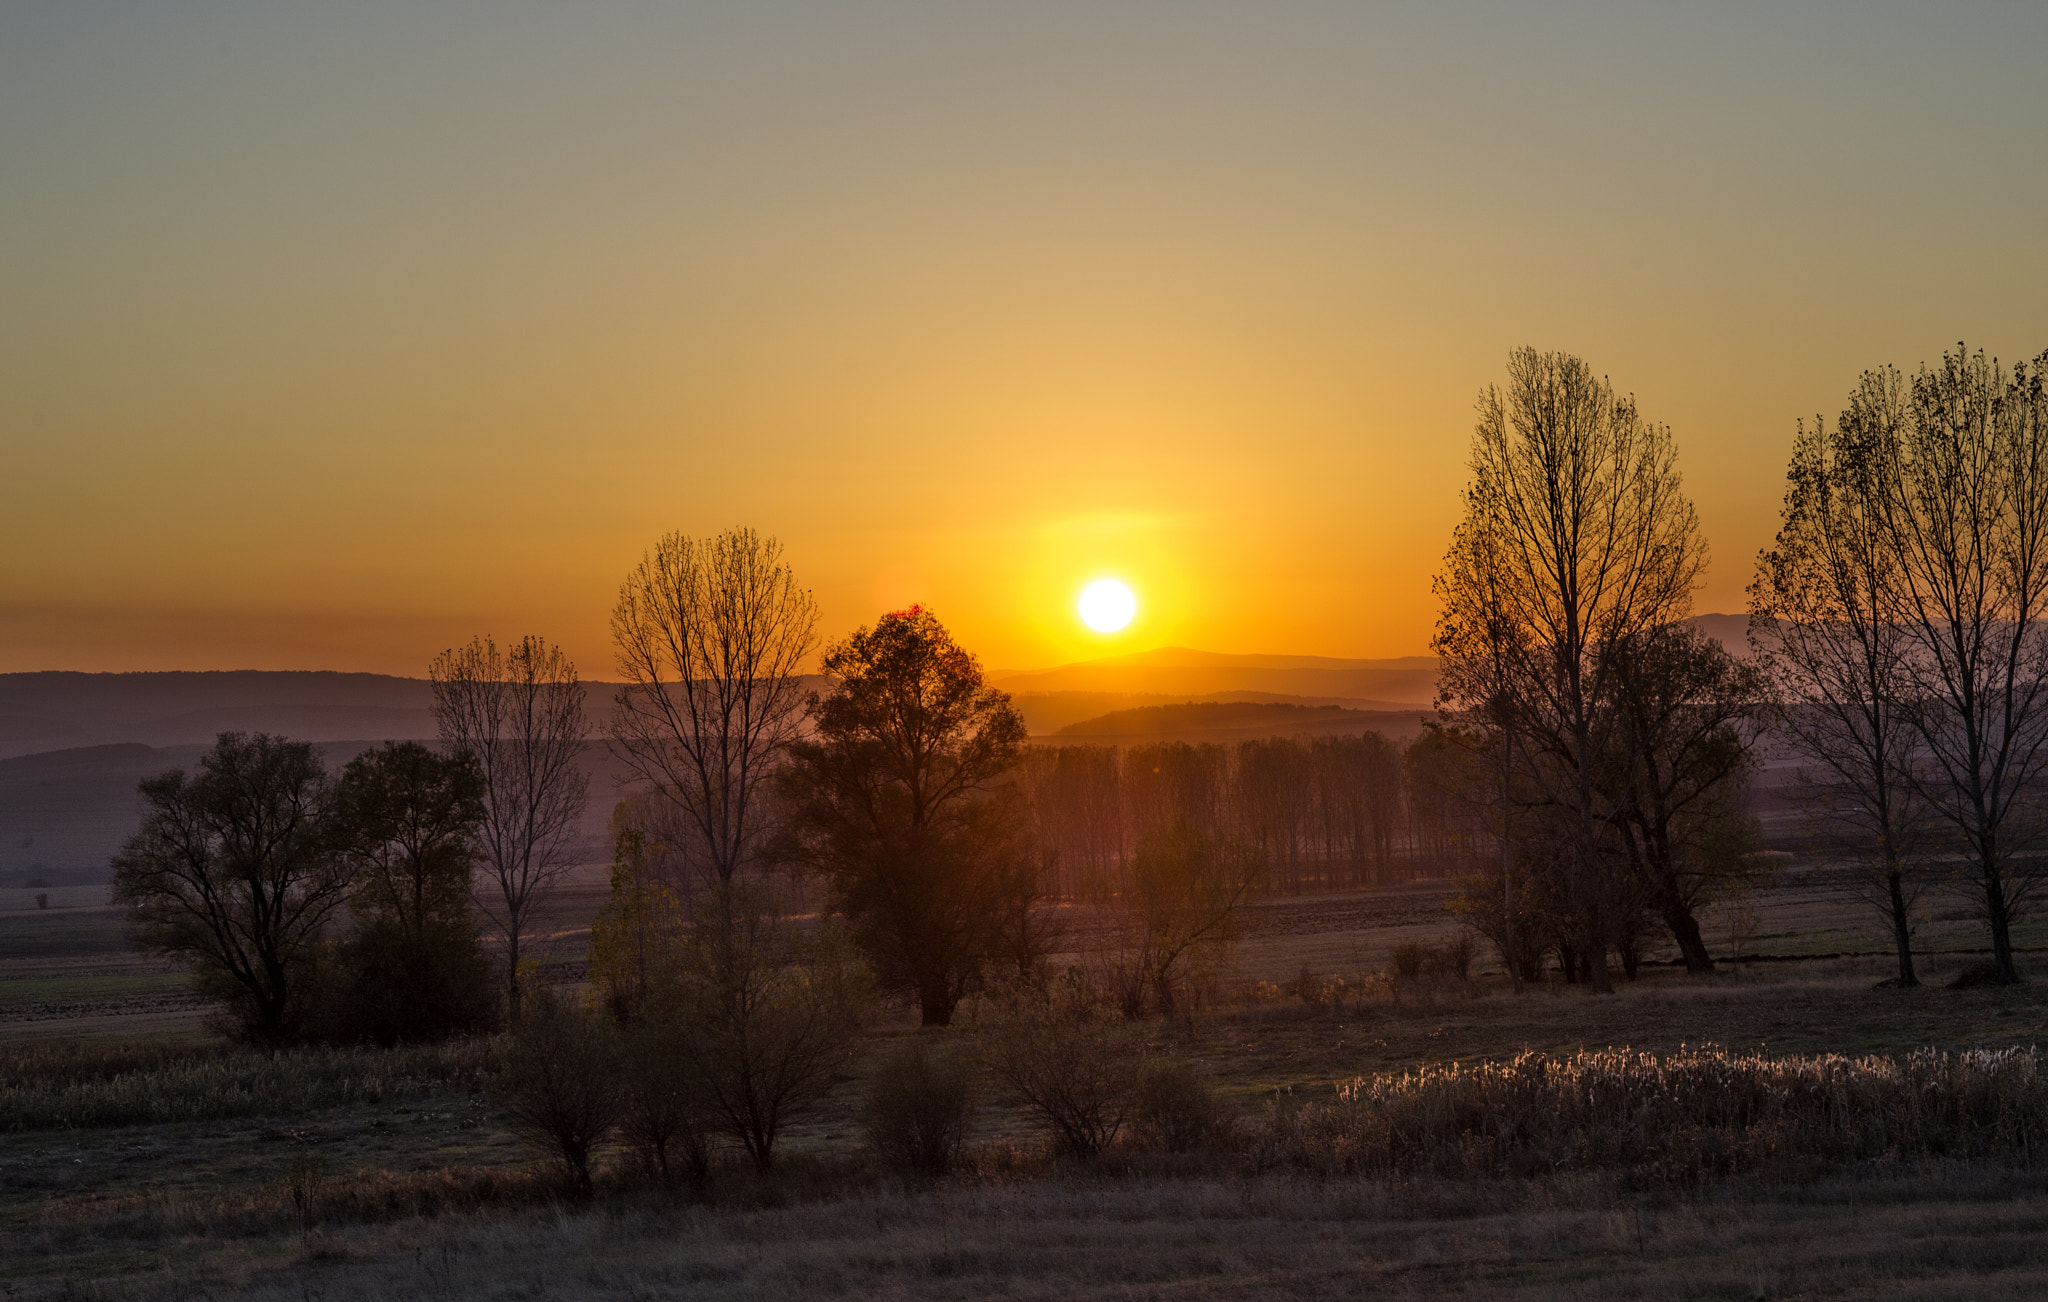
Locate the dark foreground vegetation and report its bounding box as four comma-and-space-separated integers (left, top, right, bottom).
7, 962, 2048, 1299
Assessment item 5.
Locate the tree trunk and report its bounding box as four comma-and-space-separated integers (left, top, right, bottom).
1885, 861, 1919, 988
505, 928, 524, 1024
918, 977, 955, 1027
1586, 940, 1613, 993
1661, 902, 1716, 975
1986, 861, 2021, 985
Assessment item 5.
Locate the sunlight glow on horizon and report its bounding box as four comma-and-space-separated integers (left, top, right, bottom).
3, 5, 2044, 674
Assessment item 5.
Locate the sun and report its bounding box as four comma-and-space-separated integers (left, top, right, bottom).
1078, 579, 1136, 632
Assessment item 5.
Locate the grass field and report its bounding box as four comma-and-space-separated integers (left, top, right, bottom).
5, 861, 2048, 1298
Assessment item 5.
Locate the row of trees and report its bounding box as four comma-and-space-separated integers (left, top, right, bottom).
112, 637, 591, 1041
1017, 731, 1490, 897
127, 338, 2046, 1041
1434, 343, 2048, 991
113, 736, 501, 1042
1752, 345, 2048, 987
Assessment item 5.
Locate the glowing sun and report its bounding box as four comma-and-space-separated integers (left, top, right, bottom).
1078, 579, 1136, 632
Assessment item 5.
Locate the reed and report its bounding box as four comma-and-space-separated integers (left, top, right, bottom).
0, 1037, 500, 1131
1265, 1045, 2048, 1179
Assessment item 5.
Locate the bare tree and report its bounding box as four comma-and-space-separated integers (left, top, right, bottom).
671, 883, 872, 1173
1434, 348, 1706, 992
1751, 386, 1932, 987
429, 634, 589, 1021
1602, 623, 1767, 974
503, 986, 618, 1195
610, 528, 819, 891
1866, 347, 2048, 985
1435, 514, 1530, 987
1092, 824, 1263, 1018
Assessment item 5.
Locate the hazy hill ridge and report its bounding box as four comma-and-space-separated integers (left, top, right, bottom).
1046, 700, 1432, 746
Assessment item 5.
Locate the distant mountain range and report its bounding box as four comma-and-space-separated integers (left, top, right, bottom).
989, 614, 1750, 731
1046, 701, 1432, 746
0, 616, 1750, 884
990, 647, 1441, 705
0, 671, 445, 760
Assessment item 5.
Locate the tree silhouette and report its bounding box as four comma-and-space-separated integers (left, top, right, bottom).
112, 732, 351, 1042
780, 606, 1032, 1026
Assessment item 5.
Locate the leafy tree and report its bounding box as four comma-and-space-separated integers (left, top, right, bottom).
780, 606, 1033, 1026
586, 820, 690, 1023
1600, 624, 1767, 974
326, 741, 498, 1042
112, 732, 351, 1042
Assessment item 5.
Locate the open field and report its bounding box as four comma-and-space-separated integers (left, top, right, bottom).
12, 857, 2048, 1045
6, 860, 2048, 1298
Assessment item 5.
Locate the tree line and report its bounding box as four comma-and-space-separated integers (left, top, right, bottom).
1018, 730, 1491, 898
1438, 342, 2048, 991
109, 337, 2048, 1062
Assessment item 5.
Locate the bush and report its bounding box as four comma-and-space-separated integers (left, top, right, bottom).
1391, 942, 1426, 980
616, 1013, 710, 1186
863, 1037, 976, 1178
672, 885, 874, 1173
502, 989, 618, 1194
1132, 1057, 1233, 1153
1435, 934, 1475, 981
315, 917, 501, 1045
978, 970, 1141, 1158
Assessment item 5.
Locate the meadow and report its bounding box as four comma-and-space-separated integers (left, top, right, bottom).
5, 863, 2048, 1299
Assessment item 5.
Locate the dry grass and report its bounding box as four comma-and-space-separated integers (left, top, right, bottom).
1268, 1046, 2048, 1180
0, 1037, 499, 1130
13, 1167, 2048, 1300
12, 870, 2048, 1298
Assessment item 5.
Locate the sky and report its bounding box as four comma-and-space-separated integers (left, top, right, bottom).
4, 1, 2045, 677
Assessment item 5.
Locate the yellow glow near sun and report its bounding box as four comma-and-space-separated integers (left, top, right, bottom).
1078, 579, 1137, 632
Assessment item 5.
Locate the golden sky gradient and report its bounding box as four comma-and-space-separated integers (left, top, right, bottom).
4, 3, 2045, 676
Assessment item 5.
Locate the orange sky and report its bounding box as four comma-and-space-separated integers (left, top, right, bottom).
4, 4, 2045, 676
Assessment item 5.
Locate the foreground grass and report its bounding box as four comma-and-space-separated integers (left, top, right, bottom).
19, 1167, 2048, 1300
7, 949, 2048, 1298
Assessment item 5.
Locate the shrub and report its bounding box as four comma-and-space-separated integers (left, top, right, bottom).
1132, 1057, 1233, 1153
672, 885, 874, 1174
978, 970, 1140, 1158
616, 1012, 710, 1186
502, 989, 618, 1194
315, 916, 501, 1045
863, 1037, 977, 1178
1391, 942, 1426, 980
1435, 934, 1475, 981
1289, 965, 1345, 1007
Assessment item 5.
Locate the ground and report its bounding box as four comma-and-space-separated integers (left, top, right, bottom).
4, 862, 2047, 1299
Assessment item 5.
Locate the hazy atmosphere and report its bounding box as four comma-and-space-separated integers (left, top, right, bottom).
7, 2, 2045, 673
9, 6, 2048, 1301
